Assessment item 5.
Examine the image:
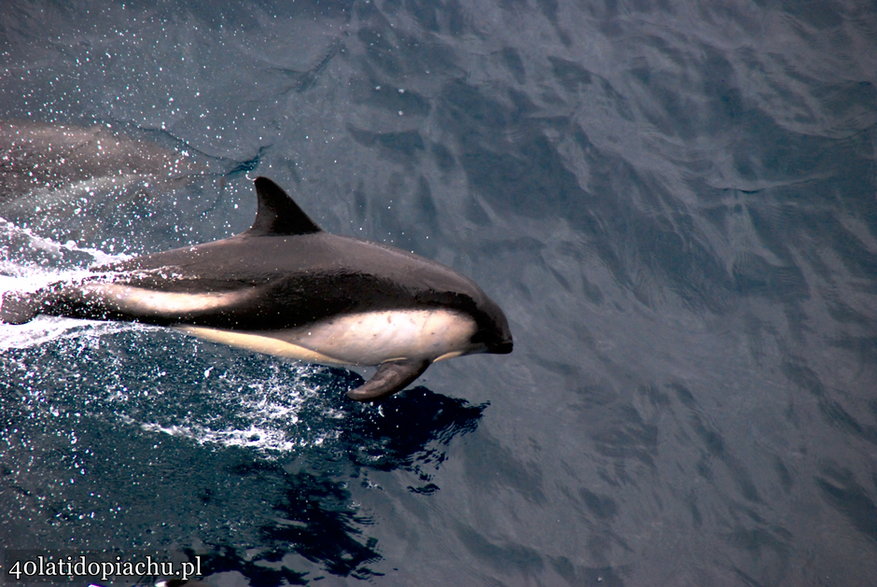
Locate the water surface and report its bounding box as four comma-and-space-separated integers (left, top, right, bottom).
1, 1, 875, 585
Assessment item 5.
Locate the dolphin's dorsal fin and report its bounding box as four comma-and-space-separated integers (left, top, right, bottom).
246, 177, 322, 236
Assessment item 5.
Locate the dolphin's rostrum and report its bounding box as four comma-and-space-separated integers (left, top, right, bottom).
1, 177, 513, 400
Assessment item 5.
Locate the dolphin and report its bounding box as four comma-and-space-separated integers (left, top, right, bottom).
0, 120, 206, 243
0, 120, 199, 204
0, 177, 513, 400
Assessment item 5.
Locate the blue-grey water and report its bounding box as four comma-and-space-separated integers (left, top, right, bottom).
1, 1, 875, 585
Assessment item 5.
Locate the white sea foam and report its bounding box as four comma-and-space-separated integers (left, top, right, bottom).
128, 369, 341, 456
0, 315, 134, 351
0, 216, 125, 266
136, 421, 315, 453
0, 216, 134, 350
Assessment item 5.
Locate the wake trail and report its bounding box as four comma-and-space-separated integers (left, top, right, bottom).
0, 216, 131, 351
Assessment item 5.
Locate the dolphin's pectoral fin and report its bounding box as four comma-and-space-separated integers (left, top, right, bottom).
347, 358, 431, 401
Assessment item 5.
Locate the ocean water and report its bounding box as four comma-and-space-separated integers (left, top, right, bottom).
1, 1, 875, 585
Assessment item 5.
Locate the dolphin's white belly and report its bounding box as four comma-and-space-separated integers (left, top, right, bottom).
179, 309, 478, 366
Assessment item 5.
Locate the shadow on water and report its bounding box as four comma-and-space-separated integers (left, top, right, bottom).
189, 386, 486, 584
0, 330, 487, 584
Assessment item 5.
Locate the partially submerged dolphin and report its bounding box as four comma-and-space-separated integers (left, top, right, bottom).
0, 177, 513, 400
0, 120, 205, 244
0, 120, 199, 204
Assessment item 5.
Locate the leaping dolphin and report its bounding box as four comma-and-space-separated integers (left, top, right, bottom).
0, 177, 513, 400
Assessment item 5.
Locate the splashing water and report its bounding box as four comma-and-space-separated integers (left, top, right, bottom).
0, 215, 347, 456
0, 217, 133, 350
0, 216, 123, 269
